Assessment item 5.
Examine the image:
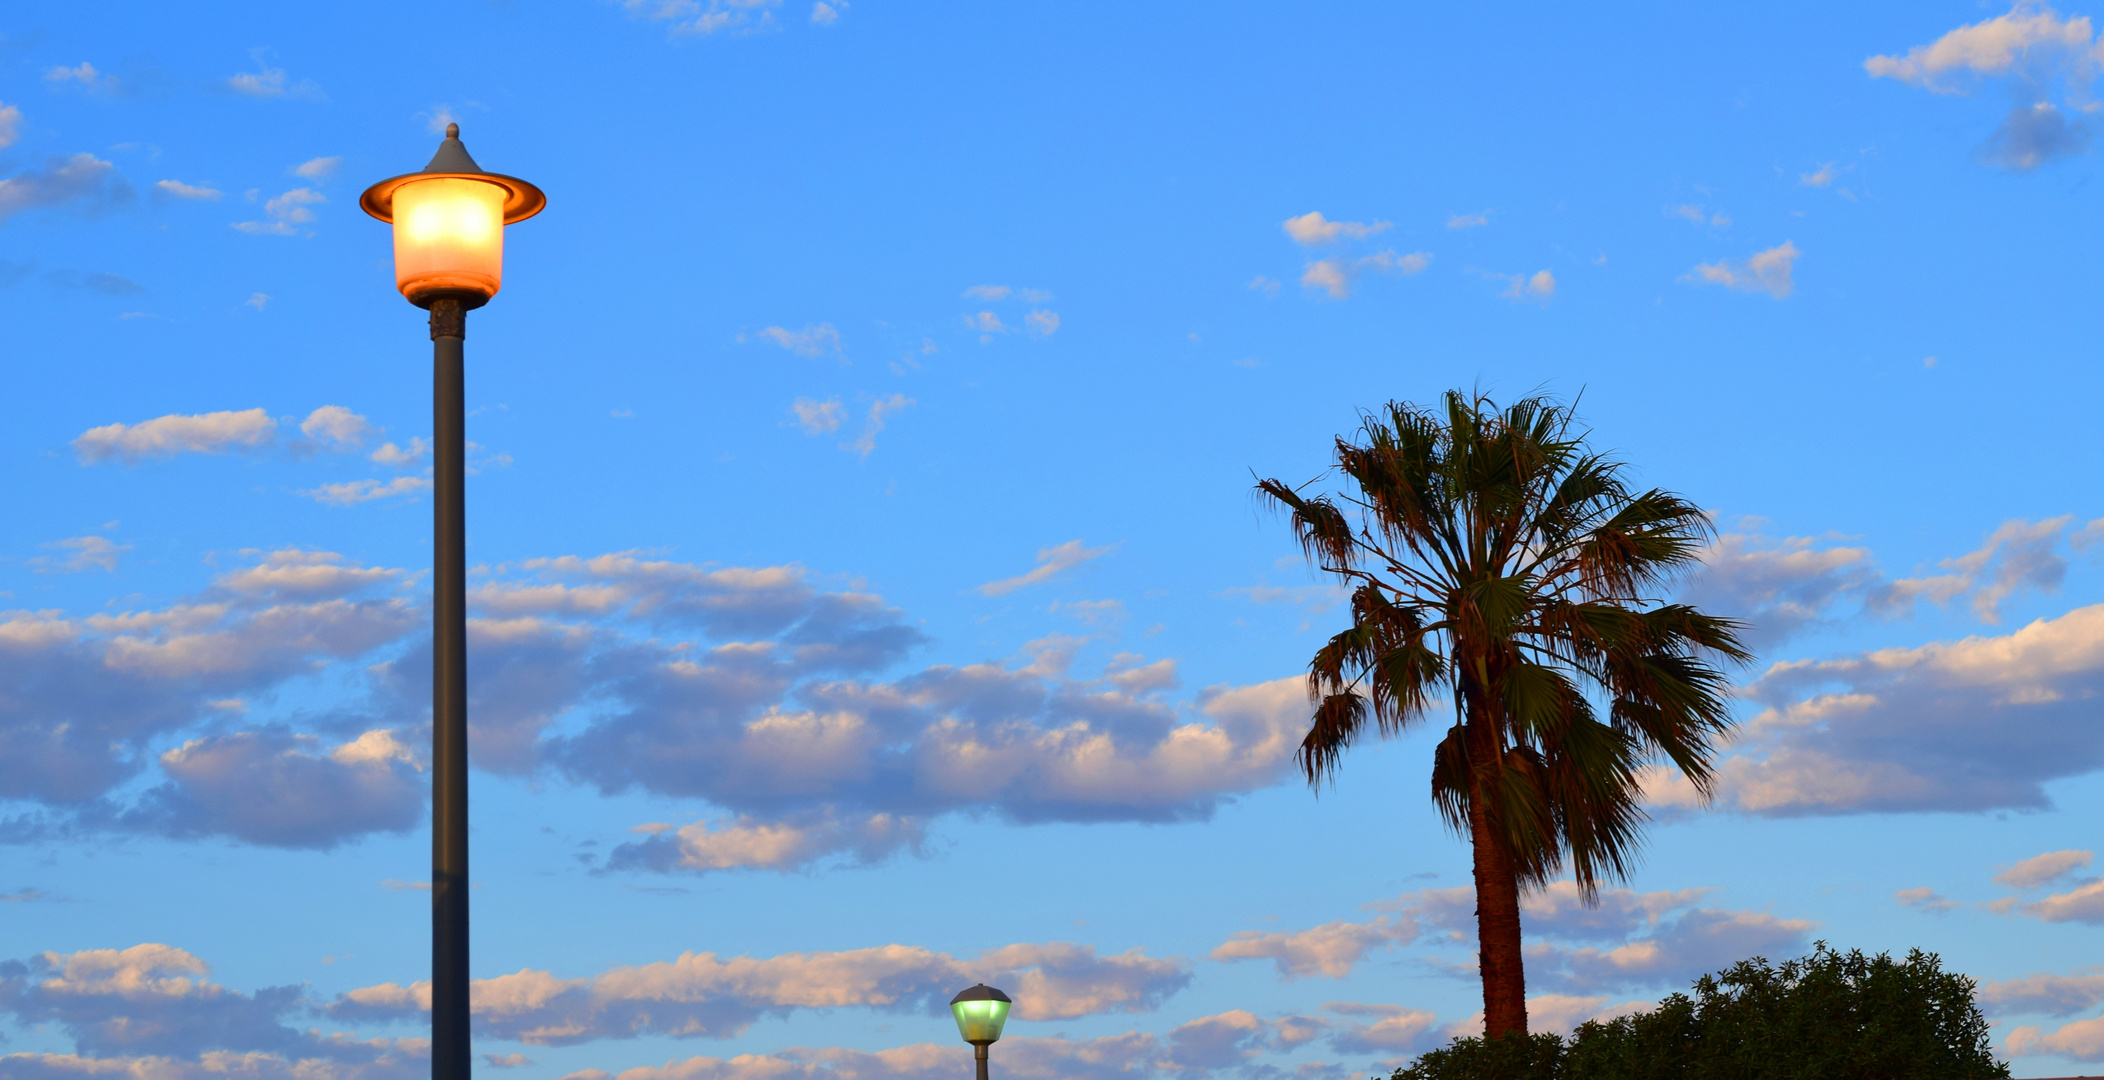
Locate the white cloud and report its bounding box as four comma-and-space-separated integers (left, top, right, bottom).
977, 540, 1114, 596
150, 728, 423, 848
1247, 275, 1281, 296
0, 102, 19, 148
1025, 309, 1060, 336
2021, 879, 2104, 924
1800, 163, 1839, 187
1498, 269, 1554, 302
1325, 1002, 1439, 1055
1865, 6, 2094, 89
625, 0, 786, 37
1980, 968, 2104, 1016
751, 323, 843, 358
843, 394, 912, 458
1446, 212, 1488, 229
301, 476, 434, 505
1995, 849, 2094, 888
790, 397, 846, 435
0, 153, 132, 223
1865, 7, 2101, 171
2007, 1015, 2104, 1061
215, 549, 399, 600
1210, 917, 1418, 979
226, 55, 319, 99
298, 405, 376, 449
1281, 212, 1391, 246
965, 311, 1006, 336
1667, 203, 1730, 227
1685, 241, 1799, 298
330, 941, 1189, 1041
964, 284, 1010, 300
245, 292, 269, 310
607, 811, 925, 873
232, 187, 325, 236
811, 2, 842, 23
1668, 601, 2104, 816
1300, 251, 1429, 299
370, 438, 429, 467
154, 179, 222, 200
293, 156, 341, 180
30, 536, 131, 574
45, 63, 99, 86
1894, 886, 1960, 913
73, 408, 277, 464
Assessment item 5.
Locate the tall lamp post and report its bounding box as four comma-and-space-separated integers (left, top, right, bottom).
949, 984, 1013, 1080
360, 125, 544, 1080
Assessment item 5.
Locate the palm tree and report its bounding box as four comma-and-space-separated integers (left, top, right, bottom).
1255, 390, 1750, 1040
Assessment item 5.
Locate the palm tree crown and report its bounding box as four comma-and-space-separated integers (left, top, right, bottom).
1256, 391, 1750, 1039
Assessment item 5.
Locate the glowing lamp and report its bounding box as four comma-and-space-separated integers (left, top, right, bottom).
359, 123, 545, 308
950, 984, 1012, 1046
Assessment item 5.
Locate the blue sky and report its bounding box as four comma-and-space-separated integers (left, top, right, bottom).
5, 1, 2104, 1078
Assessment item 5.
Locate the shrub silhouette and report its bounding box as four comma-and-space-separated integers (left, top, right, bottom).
1388, 943, 2007, 1080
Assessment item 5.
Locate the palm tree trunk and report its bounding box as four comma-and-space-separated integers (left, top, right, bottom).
1468, 762, 1529, 1039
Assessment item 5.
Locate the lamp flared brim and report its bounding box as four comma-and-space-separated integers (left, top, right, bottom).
360, 171, 546, 225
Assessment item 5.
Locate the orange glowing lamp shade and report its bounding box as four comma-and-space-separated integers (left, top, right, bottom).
359, 124, 545, 308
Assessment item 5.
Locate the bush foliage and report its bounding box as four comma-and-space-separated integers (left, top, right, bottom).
1387, 943, 2008, 1080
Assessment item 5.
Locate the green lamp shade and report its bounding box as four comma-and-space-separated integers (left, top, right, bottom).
949, 984, 1013, 1044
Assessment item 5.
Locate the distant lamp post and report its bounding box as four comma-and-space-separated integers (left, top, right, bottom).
359, 124, 544, 1080
950, 984, 1013, 1080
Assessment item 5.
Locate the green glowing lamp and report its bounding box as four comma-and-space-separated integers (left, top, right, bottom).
950, 983, 1012, 1045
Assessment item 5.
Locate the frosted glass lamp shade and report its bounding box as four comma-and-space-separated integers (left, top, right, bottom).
392, 177, 507, 305
949, 984, 1012, 1045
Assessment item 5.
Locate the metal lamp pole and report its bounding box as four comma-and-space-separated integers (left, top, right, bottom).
362, 125, 544, 1080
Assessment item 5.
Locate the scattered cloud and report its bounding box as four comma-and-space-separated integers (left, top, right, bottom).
1247, 275, 1281, 297
790, 397, 846, 436
1325, 1003, 1440, 1055
73, 408, 277, 464
1894, 886, 1960, 913
301, 476, 433, 505
292, 156, 341, 181
0, 153, 134, 223
977, 540, 1114, 597
29, 536, 131, 574
154, 179, 221, 201
963, 285, 1010, 301
232, 187, 324, 236
1025, 309, 1060, 336
625, 0, 786, 37
1446, 212, 1488, 229
1980, 968, 2104, 1017
843, 395, 911, 459
1997, 849, 2095, 888
226, 53, 320, 99
298, 405, 376, 450
1800, 163, 1839, 187
965, 311, 1005, 336
245, 292, 269, 310
606, 811, 926, 873
1865, 5, 2102, 171
751, 323, 843, 359
1300, 251, 1430, 299
1685, 241, 1800, 299
2007, 1016, 2104, 1062
1680, 529, 1879, 648
0, 102, 19, 149
811, 2, 842, 24
1281, 212, 1391, 246
329, 940, 1190, 1041
1667, 203, 1730, 227
44, 62, 100, 87
370, 438, 429, 467
1211, 917, 1418, 979
1497, 269, 1555, 302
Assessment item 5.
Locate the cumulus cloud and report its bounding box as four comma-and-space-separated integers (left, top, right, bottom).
1300, 251, 1430, 299
1446, 212, 1488, 229
234, 188, 325, 236
1281, 212, 1391, 246
329, 941, 1189, 1042
1980, 968, 2104, 1016
30, 536, 131, 574
1324, 1003, 1439, 1055
977, 540, 1114, 596
1995, 849, 2094, 888
2007, 1015, 2104, 1062
1650, 602, 2104, 816
133, 728, 423, 848
226, 55, 320, 99
552, 1035, 1170, 1080
293, 156, 342, 181
963, 285, 1011, 301
1210, 917, 1418, 979
790, 397, 846, 435
0, 102, 20, 148
1873, 515, 2078, 623
1866, 5, 2102, 170
302, 477, 434, 505
73, 408, 277, 463
154, 179, 221, 201
1025, 309, 1060, 336
751, 324, 843, 358
624, 0, 786, 37
1685, 241, 1799, 298
1894, 886, 1960, 913
1498, 269, 1554, 302
0, 550, 415, 823
844, 395, 912, 459
1680, 530, 1878, 647
605, 811, 927, 873
298, 405, 377, 450
0, 154, 134, 223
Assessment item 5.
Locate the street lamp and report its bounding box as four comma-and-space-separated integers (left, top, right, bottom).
950, 984, 1013, 1080
360, 124, 544, 1080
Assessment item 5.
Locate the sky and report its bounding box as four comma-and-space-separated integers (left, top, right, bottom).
4, 1, 2104, 1078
